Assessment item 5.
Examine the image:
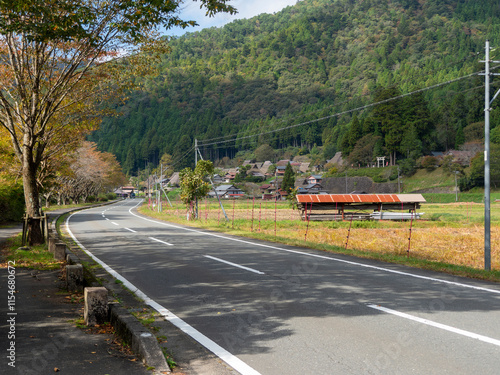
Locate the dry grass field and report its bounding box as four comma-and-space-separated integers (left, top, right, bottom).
140, 199, 500, 277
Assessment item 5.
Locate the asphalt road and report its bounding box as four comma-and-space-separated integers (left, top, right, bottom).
66, 199, 500, 375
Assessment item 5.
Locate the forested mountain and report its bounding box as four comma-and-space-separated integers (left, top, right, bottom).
89, 0, 500, 175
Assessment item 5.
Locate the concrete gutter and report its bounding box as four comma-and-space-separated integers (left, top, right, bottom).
48, 201, 171, 374
109, 303, 171, 374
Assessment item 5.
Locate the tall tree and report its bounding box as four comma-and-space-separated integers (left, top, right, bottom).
281, 162, 295, 194
179, 160, 214, 219
0, 0, 236, 244
370, 86, 404, 165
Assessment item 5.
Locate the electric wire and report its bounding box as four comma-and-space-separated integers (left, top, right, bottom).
197, 52, 482, 145
198, 71, 480, 148
170, 145, 195, 169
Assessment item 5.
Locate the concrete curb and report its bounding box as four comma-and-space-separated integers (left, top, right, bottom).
48, 200, 171, 373
109, 303, 171, 374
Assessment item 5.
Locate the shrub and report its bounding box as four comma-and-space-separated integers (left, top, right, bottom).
97, 193, 108, 202
0, 180, 24, 222
399, 158, 417, 177
372, 175, 386, 183
420, 155, 439, 171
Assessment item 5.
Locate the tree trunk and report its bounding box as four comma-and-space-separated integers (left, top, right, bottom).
22, 148, 44, 245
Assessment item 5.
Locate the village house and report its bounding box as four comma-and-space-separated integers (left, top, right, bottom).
306, 174, 323, 184
208, 184, 245, 199
297, 183, 324, 194
275, 165, 287, 176
211, 174, 224, 184
224, 169, 238, 183
167, 172, 180, 187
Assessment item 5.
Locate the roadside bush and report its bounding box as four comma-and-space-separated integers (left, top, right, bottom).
420, 155, 439, 171
372, 175, 386, 183
97, 193, 108, 202
388, 169, 399, 181
0, 180, 24, 222
399, 158, 417, 177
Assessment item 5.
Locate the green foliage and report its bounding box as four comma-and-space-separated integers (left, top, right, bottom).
0, 180, 24, 222
282, 163, 295, 193
398, 158, 417, 177
460, 144, 500, 191
421, 156, 439, 171
0, 0, 236, 44
254, 144, 275, 162
90, 0, 500, 173
179, 160, 214, 217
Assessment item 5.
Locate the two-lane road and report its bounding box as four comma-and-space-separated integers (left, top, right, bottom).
67, 199, 500, 374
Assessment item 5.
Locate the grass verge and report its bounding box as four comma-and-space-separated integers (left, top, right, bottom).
139, 203, 500, 283
0, 233, 63, 270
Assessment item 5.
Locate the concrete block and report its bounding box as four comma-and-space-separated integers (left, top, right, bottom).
54, 242, 66, 260
48, 235, 57, 254
109, 303, 171, 373
84, 287, 108, 326
66, 253, 79, 265
66, 264, 83, 293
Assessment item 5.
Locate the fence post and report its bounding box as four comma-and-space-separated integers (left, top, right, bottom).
304, 202, 311, 242
274, 198, 277, 238
407, 211, 414, 258
345, 214, 354, 249
251, 198, 255, 232
232, 198, 235, 229
259, 202, 262, 232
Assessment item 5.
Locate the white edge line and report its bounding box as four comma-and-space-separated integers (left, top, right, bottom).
149, 237, 174, 246
205, 255, 265, 275
367, 304, 500, 347
127, 202, 500, 296
65, 208, 261, 375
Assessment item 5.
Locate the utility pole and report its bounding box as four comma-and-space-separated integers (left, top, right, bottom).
480, 40, 500, 271
397, 166, 401, 194
481, 40, 492, 271
345, 171, 348, 194
159, 164, 163, 212
197, 148, 229, 222
195, 138, 198, 166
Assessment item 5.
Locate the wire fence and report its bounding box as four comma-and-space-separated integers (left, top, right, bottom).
145, 197, 500, 271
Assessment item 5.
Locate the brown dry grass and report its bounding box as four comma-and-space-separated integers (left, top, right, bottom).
143, 200, 500, 272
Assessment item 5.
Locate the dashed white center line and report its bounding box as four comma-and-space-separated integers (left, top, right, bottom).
368, 304, 500, 347
111, 222, 119, 226
124, 227, 136, 233
204, 255, 265, 275
149, 237, 173, 246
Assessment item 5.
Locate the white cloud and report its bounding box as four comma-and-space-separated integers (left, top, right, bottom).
168, 0, 298, 36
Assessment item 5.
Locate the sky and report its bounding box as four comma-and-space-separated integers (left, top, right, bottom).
168, 0, 299, 36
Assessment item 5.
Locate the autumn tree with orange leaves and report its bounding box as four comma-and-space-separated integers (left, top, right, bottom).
0, 0, 236, 244
44, 142, 127, 205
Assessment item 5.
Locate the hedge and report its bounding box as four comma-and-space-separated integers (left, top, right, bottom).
0, 181, 24, 223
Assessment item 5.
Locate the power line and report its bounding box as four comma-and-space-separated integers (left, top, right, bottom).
198, 71, 479, 148
170, 145, 195, 169
198, 53, 482, 145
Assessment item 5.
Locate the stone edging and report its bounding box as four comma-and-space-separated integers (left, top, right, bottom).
48, 200, 171, 374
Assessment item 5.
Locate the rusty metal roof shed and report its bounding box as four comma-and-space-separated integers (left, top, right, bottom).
296, 194, 426, 204
296, 194, 426, 221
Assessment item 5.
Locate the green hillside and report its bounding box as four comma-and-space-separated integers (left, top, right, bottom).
89, 0, 500, 175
